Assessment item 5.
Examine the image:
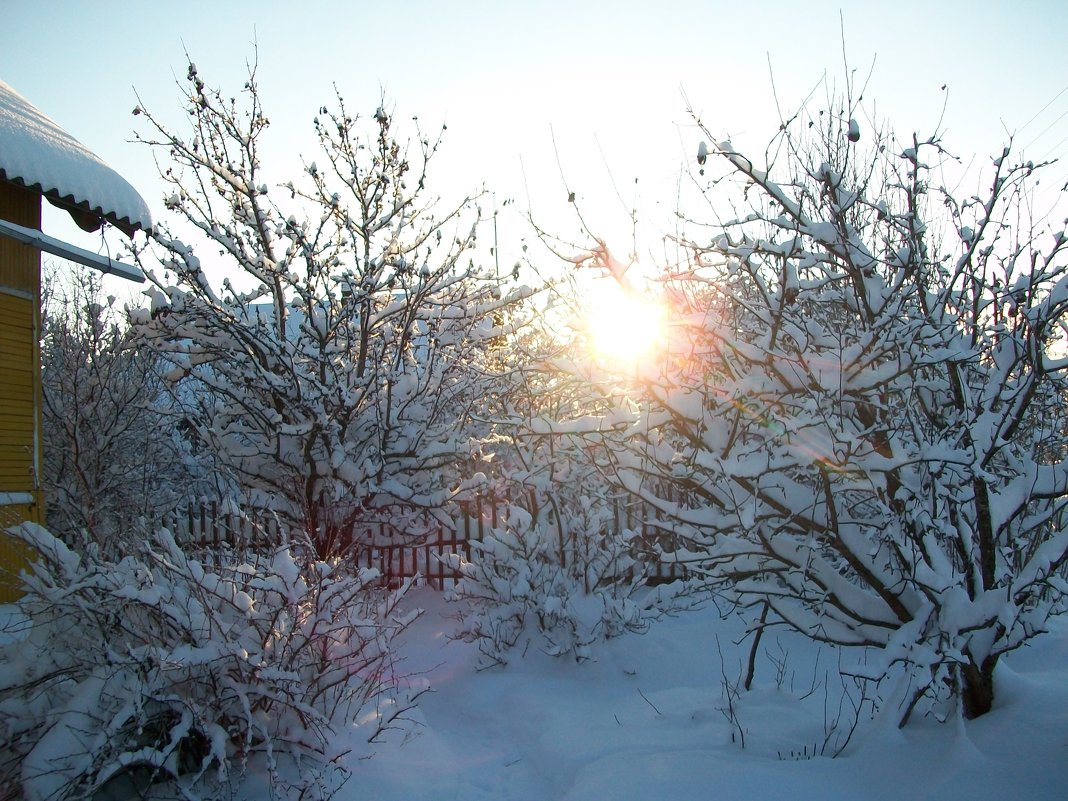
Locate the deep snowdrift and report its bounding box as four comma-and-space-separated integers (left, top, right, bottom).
4, 589, 1064, 799
344, 589, 1067, 801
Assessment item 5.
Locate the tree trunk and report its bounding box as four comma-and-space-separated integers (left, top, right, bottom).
743, 602, 770, 691
960, 655, 999, 719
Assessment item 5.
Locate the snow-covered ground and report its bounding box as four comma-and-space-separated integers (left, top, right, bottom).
4, 590, 1064, 800
340, 589, 1068, 801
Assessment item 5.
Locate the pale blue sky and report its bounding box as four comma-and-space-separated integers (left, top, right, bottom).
2, 0, 1066, 282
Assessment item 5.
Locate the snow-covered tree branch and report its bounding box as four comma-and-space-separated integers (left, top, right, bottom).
40, 266, 204, 553
129, 61, 530, 557
0, 523, 422, 799
573, 93, 1068, 722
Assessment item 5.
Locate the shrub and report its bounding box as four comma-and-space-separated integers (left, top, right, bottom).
0, 524, 423, 800
445, 502, 692, 666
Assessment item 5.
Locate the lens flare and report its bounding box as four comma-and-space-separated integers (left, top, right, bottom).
585, 284, 666, 365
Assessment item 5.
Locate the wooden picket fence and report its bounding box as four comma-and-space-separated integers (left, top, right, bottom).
155, 495, 501, 590
155, 492, 688, 590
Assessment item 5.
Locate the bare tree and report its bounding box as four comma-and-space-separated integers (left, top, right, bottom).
445, 280, 696, 665
129, 61, 528, 557
40, 265, 198, 552
570, 88, 1068, 722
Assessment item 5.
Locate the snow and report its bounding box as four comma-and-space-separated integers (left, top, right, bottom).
3, 575, 1067, 799
697, 140, 709, 165
0, 605, 28, 645
0, 79, 152, 235
337, 590, 1068, 801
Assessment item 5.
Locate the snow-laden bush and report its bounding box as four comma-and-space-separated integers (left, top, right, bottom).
40, 266, 211, 554
0, 523, 423, 800
557, 84, 1068, 723
445, 501, 690, 666
129, 61, 529, 559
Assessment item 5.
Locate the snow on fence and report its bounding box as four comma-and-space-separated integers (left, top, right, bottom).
155, 493, 688, 589
154, 498, 496, 590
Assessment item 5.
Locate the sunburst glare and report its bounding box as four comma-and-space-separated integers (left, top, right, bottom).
584, 280, 666, 366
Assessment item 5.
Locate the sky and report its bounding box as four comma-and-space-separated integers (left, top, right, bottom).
2, 0, 1067, 293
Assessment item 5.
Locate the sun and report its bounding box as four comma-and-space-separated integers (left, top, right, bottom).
584, 282, 666, 366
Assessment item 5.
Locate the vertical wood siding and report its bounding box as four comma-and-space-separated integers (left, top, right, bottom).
0, 183, 42, 601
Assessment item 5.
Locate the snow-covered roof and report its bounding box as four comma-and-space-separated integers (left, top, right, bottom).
0, 79, 152, 237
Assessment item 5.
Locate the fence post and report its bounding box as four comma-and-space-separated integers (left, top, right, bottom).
425, 541, 434, 590
184, 502, 193, 548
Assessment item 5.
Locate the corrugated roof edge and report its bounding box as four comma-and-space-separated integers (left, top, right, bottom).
0, 79, 153, 238
1, 173, 150, 238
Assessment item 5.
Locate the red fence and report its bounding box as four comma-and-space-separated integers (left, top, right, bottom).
156, 498, 497, 590
156, 494, 687, 590
352, 527, 475, 590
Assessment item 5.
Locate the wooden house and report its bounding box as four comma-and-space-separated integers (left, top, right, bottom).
0, 78, 152, 600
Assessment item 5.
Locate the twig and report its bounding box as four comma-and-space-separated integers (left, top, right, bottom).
637, 687, 662, 717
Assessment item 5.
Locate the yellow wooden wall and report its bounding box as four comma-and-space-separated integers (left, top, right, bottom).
0, 182, 43, 602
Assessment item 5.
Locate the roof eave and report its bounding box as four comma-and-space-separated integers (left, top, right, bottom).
0, 173, 149, 238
